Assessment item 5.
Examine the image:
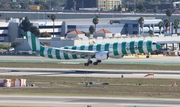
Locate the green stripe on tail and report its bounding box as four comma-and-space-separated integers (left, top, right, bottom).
24, 31, 44, 52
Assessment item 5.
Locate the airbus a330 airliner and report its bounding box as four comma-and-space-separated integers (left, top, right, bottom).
24, 31, 161, 66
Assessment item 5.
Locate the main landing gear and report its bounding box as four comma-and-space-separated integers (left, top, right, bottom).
146, 53, 150, 58
84, 60, 92, 66
84, 60, 101, 66
146, 55, 149, 58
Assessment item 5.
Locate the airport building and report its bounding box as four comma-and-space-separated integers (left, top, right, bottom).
97, 0, 122, 10
1, 10, 180, 21
75, 0, 97, 9
117, 18, 163, 36
0, 17, 165, 41
0, 18, 66, 42
0, 17, 178, 41
0, 16, 180, 52
75, 0, 122, 10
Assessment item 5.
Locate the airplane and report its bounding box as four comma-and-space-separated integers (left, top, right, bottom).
24, 31, 161, 66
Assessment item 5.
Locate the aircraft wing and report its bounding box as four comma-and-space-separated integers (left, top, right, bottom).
53, 47, 96, 56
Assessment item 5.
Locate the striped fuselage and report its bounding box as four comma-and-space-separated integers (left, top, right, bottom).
24, 31, 160, 60
39, 40, 159, 60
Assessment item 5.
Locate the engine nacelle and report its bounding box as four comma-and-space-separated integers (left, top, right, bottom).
110, 55, 124, 59
95, 51, 109, 60
178, 51, 180, 56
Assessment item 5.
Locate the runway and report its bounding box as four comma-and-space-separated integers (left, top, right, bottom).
0, 56, 180, 107
0, 95, 179, 107
0, 56, 180, 64
0, 68, 180, 79
0, 55, 180, 79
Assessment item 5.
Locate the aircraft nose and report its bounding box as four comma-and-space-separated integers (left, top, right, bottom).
156, 44, 161, 49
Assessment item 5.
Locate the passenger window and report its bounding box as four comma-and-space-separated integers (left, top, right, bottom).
126, 47, 129, 51
134, 46, 138, 50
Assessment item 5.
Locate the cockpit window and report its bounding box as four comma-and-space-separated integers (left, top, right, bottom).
152, 42, 156, 45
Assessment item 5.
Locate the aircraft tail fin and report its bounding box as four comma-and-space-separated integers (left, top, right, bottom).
24, 31, 44, 52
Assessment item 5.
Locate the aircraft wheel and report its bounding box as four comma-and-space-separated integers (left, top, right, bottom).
146, 56, 149, 58
84, 63, 89, 66
97, 60, 101, 63
93, 62, 98, 65
88, 60, 93, 64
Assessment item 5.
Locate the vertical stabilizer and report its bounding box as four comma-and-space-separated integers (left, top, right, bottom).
24, 31, 44, 52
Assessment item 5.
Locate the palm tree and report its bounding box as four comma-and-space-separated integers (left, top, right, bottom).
138, 17, 144, 34
158, 21, 163, 34
148, 30, 154, 37
117, 4, 122, 11
166, 8, 172, 20
164, 18, 170, 34
174, 19, 179, 34
92, 16, 99, 32
30, 26, 40, 37
72, 0, 76, 10
89, 25, 95, 34
166, 8, 172, 34
114, 5, 117, 11
48, 14, 56, 38
21, 17, 31, 32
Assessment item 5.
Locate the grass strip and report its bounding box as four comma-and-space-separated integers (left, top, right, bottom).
0, 75, 180, 98
0, 62, 179, 70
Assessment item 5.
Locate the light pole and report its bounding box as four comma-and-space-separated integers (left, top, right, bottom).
134, 0, 136, 12
47, 14, 56, 38
49, 0, 51, 10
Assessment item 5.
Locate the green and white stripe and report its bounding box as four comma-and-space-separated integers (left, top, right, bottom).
100, 43, 105, 51
142, 40, 148, 53
104, 43, 110, 51
113, 42, 119, 56
147, 40, 153, 52
117, 42, 122, 55
121, 42, 127, 54
75, 46, 81, 58
60, 50, 65, 59
43, 47, 49, 58
64, 46, 73, 59
24, 31, 42, 52
125, 42, 131, 54
55, 49, 61, 59
134, 41, 140, 54
24, 31, 161, 60
71, 46, 78, 59
93, 44, 97, 51
109, 43, 114, 56
96, 44, 101, 51
130, 41, 135, 54
85, 45, 88, 50
138, 40, 144, 53
51, 49, 56, 59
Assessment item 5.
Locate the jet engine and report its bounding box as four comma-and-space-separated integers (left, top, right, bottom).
95, 51, 109, 60
177, 51, 180, 56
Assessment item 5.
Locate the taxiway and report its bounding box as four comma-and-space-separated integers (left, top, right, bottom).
0, 95, 179, 107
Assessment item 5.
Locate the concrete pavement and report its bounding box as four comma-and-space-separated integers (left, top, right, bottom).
0, 56, 180, 65
0, 68, 179, 79
0, 95, 179, 107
